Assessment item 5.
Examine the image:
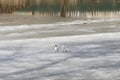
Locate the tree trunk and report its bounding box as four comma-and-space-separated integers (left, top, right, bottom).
61, 0, 68, 17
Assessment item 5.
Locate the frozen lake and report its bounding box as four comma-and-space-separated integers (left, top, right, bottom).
0, 16, 120, 80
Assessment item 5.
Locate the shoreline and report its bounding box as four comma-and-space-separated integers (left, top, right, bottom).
0, 15, 120, 40
0, 15, 73, 26
0, 14, 120, 26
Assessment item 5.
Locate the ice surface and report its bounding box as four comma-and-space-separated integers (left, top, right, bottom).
0, 18, 120, 80
0, 32, 120, 80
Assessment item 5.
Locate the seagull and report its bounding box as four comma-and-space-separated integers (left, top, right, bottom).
54, 45, 59, 52
61, 45, 67, 52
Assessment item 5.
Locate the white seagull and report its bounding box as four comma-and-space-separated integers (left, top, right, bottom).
61, 45, 67, 52
54, 45, 59, 52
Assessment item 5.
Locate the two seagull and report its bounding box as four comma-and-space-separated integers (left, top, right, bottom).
54, 45, 67, 53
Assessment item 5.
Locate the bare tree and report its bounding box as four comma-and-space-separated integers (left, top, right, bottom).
61, 0, 68, 17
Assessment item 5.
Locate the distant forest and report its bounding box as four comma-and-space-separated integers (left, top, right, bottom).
0, 0, 120, 17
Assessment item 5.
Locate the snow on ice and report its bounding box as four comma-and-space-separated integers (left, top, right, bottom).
0, 32, 120, 80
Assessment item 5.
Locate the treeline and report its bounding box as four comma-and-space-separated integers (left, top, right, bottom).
0, 0, 61, 13
0, 0, 119, 17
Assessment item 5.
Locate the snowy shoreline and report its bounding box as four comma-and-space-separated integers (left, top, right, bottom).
0, 17, 120, 40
